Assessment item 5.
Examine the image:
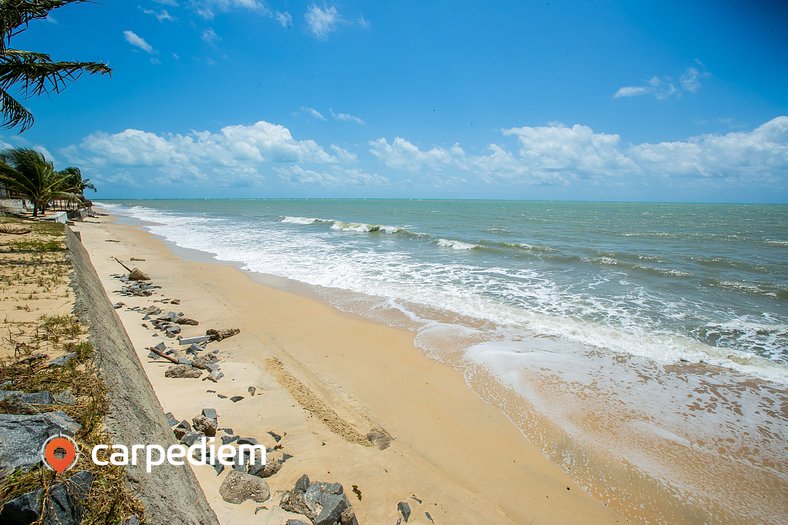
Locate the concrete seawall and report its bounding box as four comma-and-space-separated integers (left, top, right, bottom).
66, 227, 219, 525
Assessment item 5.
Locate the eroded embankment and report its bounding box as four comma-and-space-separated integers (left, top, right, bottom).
67, 226, 219, 525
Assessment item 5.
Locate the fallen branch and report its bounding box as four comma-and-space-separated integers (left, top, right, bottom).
113, 257, 132, 273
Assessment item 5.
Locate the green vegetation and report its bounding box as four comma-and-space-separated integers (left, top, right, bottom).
0, 147, 94, 216
0, 318, 145, 524
0, 0, 111, 132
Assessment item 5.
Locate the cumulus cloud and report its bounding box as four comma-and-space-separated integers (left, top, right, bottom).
123, 30, 154, 54
60, 120, 380, 190
614, 65, 709, 100
370, 117, 788, 187
276, 165, 387, 187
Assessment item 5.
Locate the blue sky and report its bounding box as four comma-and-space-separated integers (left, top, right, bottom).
2, 0, 787, 202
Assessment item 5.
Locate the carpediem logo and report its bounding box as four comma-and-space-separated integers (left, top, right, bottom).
41, 435, 265, 474
41, 434, 80, 474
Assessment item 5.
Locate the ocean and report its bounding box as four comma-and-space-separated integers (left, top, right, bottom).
100, 199, 787, 522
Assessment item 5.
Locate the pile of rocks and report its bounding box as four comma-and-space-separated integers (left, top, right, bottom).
280, 474, 359, 525
0, 375, 93, 524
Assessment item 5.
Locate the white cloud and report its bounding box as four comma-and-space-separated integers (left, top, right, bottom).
330, 109, 365, 125
276, 165, 387, 187
300, 107, 326, 121
613, 86, 648, 98
60, 120, 368, 189
614, 66, 709, 100
154, 0, 179, 5
305, 4, 340, 39
202, 27, 220, 44
370, 117, 788, 188
275, 11, 293, 28
123, 30, 154, 54
192, 0, 269, 19
141, 8, 175, 22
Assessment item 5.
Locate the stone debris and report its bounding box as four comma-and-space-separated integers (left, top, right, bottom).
397, 501, 412, 522
280, 474, 359, 525
48, 352, 77, 368
0, 470, 93, 525
176, 317, 199, 326
230, 396, 244, 403
173, 420, 191, 439
219, 470, 271, 504
206, 328, 240, 342
164, 365, 202, 379
179, 336, 211, 346
192, 414, 217, 437
128, 268, 150, 281
0, 390, 54, 405
0, 412, 81, 475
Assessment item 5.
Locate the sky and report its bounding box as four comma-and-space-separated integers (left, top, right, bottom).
1, 0, 787, 202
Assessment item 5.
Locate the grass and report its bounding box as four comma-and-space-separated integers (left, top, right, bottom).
8, 239, 65, 253
0, 218, 145, 524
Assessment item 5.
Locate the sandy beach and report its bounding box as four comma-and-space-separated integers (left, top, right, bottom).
69, 212, 628, 524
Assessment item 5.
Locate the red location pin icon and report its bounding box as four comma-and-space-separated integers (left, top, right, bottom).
41, 435, 78, 474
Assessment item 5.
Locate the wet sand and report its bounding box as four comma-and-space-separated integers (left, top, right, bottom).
71, 214, 625, 524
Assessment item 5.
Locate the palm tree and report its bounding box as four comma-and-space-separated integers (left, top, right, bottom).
0, 1, 111, 132
0, 147, 76, 216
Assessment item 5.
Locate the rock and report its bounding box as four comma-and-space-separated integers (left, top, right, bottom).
171, 299, 181, 305
153, 342, 166, 352
397, 501, 412, 522
230, 396, 244, 403
425, 511, 434, 523
173, 420, 191, 439
122, 516, 140, 525
165, 365, 202, 379
221, 435, 239, 445
286, 520, 311, 525
201, 407, 218, 420
268, 431, 282, 442
54, 391, 77, 405
248, 386, 256, 396
249, 450, 283, 479
206, 328, 240, 342
0, 412, 81, 475
281, 475, 356, 525
128, 268, 150, 281
164, 412, 179, 427
145, 305, 162, 315
192, 415, 217, 437
165, 325, 182, 337
176, 317, 199, 326
177, 357, 191, 366
180, 431, 204, 447
206, 369, 224, 382
367, 427, 393, 450
237, 437, 258, 446
0, 470, 93, 525
48, 352, 77, 368
0, 390, 55, 405
179, 335, 212, 345
219, 470, 271, 504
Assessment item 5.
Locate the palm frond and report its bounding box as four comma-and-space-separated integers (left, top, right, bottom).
0, 0, 88, 52
0, 86, 32, 130
0, 49, 110, 97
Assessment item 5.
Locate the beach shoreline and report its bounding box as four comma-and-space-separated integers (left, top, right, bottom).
71, 212, 626, 524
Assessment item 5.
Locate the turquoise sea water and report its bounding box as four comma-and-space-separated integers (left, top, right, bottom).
101, 199, 787, 522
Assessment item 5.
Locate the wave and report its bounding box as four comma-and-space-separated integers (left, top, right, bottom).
765, 239, 788, 247
279, 215, 428, 238
280, 216, 331, 225
436, 238, 479, 250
